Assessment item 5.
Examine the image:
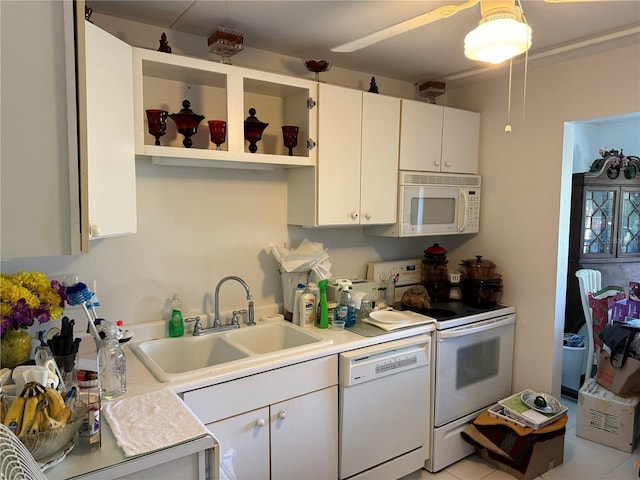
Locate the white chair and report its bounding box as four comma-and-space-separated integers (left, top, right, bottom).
0, 423, 46, 480
575, 269, 602, 382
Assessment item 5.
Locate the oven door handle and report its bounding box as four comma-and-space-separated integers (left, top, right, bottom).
439, 315, 515, 339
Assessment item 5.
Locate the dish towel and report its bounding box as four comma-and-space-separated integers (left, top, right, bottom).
102, 389, 209, 457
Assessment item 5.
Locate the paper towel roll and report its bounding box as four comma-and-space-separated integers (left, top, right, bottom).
261, 314, 285, 323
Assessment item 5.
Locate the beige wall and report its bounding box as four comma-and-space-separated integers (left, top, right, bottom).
443, 43, 640, 397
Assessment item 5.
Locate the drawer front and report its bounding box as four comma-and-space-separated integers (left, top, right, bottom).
184, 355, 337, 424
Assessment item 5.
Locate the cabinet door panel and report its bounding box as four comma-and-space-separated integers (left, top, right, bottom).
399, 100, 443, 172
619, 187, 640, 257
0, 1, 81, 258
271, 386, 338, 480
209, 407, 270, 480
85, 22, 136, 238
441, 107, 479, 173
361, 93, 400, 224
317, 84, 362, 225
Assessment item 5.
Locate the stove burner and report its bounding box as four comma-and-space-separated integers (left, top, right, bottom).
425, 308, 457, 319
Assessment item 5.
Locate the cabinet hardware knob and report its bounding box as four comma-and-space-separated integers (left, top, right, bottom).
277, 411, 286, 420
434, 161, 440, 167
444, 161, 452, 167
256, 418, 265, 427
364, 213, 372, 220
350, 212, 358, 220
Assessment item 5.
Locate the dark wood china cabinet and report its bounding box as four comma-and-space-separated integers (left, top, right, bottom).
565, 153, 640, 333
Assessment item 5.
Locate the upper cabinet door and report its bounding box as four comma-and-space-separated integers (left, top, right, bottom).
360, 93, 400, 224
441, 107, 480, 174
83, 22, 137, 239
316, 83, 362, 225
399, 100, 443, 172
0, 1, 82, 259
399, 100, 480, 174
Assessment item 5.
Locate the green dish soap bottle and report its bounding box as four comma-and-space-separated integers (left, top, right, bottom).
317, 279, 329, 329
168, 293, 184, 337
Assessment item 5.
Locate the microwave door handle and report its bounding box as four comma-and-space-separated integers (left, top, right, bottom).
458, 190, 469, 232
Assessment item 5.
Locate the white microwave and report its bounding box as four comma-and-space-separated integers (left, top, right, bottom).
366, 171, 481, 237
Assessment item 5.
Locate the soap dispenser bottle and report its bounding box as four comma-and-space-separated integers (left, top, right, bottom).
168, 294, 184, 337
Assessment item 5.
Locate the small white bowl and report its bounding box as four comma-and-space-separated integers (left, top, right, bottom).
331, 320, 345, 330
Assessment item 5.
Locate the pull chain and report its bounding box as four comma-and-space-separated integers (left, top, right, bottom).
505, 59, 513, 133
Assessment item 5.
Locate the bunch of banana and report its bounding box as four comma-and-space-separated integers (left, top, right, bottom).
2, 381, 72, 436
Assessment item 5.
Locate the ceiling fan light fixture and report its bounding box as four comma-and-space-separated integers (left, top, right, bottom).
464, 17, 531, 64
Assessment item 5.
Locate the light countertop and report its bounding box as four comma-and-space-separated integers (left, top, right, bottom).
44, 317, 436, 479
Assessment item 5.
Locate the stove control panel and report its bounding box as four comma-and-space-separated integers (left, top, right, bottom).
366, 259, 422, 287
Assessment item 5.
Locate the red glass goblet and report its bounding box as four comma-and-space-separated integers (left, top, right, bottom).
208, 120, 227, 150
244, 108, 268, 154
281, 125, 299, 156
169, 100, 204, 148
145, 109, 168, 146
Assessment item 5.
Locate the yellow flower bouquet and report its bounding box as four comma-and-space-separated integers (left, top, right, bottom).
0, 272, 67, 335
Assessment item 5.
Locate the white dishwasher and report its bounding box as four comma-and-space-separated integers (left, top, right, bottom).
339, 334, 431, 480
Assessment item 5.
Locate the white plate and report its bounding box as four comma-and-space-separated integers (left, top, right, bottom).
369, 310, 409, 325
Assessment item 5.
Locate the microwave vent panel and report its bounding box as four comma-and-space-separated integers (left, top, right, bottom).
400, 171, 481, 188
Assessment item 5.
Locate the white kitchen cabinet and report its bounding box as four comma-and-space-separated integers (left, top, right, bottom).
399, 99, 479, 174
287, 84, 400, 226
184, 356, 338, 480
81, 21, 137, 239
131, 48, 317, 169
0, 1, 83, 259
210, 387, 338, 480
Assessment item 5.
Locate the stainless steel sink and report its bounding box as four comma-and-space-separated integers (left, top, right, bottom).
225, 322, 325, 354
131, 321, 331, 383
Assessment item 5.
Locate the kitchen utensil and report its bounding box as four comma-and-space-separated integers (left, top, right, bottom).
459, 255, 499, 279
460, 276, 503, 307
520, 391, 563, 414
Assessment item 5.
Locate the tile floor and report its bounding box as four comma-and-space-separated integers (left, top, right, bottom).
412, 396, 639, 480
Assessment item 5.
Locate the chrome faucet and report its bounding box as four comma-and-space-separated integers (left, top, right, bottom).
214, 276, 256, 328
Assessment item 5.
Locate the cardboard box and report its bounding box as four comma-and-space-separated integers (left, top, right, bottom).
596, 351, 640, 397
576, 378, 640, 453
475, 434, 564, 480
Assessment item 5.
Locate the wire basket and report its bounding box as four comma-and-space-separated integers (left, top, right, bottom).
19, 399, 88, 461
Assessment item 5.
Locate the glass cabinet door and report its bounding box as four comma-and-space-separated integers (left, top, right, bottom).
582, 188, 616, 257
619, 188, 640, 256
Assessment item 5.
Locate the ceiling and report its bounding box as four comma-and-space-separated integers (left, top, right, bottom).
88, 1, 640, 83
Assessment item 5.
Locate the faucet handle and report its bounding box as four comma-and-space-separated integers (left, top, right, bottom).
185, 316, 202, 335
231, 309, 247, 326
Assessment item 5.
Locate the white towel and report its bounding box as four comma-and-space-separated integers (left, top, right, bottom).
102, 389, 209, 457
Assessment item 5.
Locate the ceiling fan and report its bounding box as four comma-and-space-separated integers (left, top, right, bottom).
331, 0, 600, 64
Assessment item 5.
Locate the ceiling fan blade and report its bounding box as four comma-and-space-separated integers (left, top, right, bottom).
331, 0, 480, 53
543, 0, 606, 2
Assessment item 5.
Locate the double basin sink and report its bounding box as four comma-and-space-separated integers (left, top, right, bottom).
131, 321, 331, 382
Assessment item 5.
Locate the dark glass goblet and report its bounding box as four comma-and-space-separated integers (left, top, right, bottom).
244, 108, 268, 154
208, 120, 227, 150
146, 109, 168, 146
169, 100, 204, 148
281, 125, 299, 156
